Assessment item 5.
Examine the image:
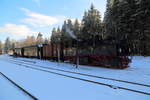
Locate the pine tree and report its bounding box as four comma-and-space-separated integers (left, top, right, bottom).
51, 27, 61, 44
4, 37, 11, 53
56, 27, 61, 43
10, 40, 15, 49
104, 0, 136, 55
103, 0, 115, 40
104, 0, 150, 56
81, 4, 102, 47
61, 20, 75, 48
61, 21, 67, 40
73, 19, 81, 39
66, 19, 74, 47
44, 38, 49, 44
133, 0, 150, 55
36, 32, 43, 44
60, 21, 67, 60
51, 28, 57, 43
144, 0, 150, 56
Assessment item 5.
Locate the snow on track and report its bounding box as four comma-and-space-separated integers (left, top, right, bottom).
6, 55, 150, 85
3, 58, 150, 95
0, 55, 150, 100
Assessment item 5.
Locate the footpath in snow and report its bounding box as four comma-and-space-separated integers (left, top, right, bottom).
0, 55, 150, 100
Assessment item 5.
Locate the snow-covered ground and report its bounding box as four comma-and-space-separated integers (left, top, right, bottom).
0, 73, 33, 100
0, 55, 150, 100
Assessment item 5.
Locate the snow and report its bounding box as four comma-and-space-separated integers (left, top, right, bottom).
8, 55, 150, 85
0, 73, 33, 100
0, 55, 150, 100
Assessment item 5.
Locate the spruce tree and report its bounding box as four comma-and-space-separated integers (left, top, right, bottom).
81, 4, 102, 47
51, 28, 57, 43
134, 0, 150, 55
51, 27, 61, 44
73, 19, 81, 39
104, 0, 150, 56
44, 38, 49, 44
36, 32, 43, 44
104, 0, 136, 55
4, 37, 11, 53
56, 27, 61, 43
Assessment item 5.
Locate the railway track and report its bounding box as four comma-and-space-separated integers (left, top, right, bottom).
8, 57, 150, 88
17, 59, 36, 64
1, 58, 150, 96
0, 72, 38, 100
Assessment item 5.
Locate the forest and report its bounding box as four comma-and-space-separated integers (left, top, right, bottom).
0, 0, 150, 56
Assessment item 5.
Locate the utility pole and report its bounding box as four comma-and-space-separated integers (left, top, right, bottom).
57, 38, 60, 63
76, 40, 79, 68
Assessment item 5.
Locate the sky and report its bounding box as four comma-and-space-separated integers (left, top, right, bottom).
0, 0, 107, 42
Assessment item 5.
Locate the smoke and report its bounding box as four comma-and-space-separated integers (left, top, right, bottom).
65, 25, 77, 40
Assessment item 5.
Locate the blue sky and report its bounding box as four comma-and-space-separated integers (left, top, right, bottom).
0, 0, 106, 42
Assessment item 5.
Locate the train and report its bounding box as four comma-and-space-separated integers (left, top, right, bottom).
8, 40, 131, 69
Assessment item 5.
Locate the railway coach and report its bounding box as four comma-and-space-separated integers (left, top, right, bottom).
14, 47, 22, 57
14, 44, 43, 59
13, 44, 61, 60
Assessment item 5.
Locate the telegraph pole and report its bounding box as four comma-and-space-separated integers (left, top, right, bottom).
76, 40, 79, 68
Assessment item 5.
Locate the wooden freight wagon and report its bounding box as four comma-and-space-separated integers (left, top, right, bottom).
51, 43, 61, 61
42, 44, 53, 60
0, 49, 2, 55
